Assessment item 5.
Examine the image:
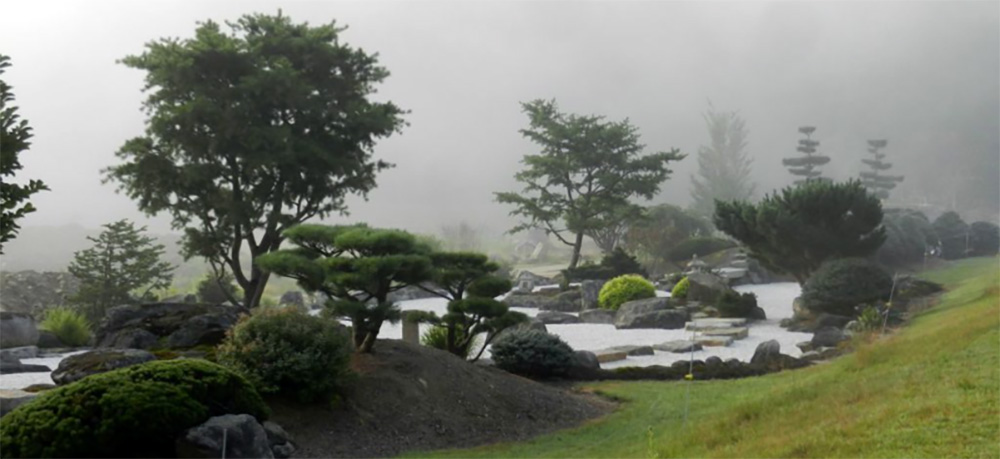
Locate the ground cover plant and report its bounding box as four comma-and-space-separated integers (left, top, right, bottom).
416, 257, 999, 458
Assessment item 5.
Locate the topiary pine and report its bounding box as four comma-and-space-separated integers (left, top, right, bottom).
859, 139, 904, 200
782, 126, 830, 185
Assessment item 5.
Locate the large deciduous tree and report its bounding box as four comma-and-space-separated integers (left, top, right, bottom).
713, 180, 885, 284
256, 224, 433, 353
495, 99, 684, 269
689, 105, 755, 219
105, 13, 405, 308
68, 219, 175, 322
0, 55, 48, 253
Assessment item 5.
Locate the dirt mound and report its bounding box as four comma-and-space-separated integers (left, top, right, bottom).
270, 339, 613, 457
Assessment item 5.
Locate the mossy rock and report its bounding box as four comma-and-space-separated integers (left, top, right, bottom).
0, 359, 269, 458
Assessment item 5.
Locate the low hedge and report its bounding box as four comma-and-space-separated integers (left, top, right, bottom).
0, 359, 268, 458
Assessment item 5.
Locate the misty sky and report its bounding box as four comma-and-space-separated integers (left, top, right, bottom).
1, 0, 997, 237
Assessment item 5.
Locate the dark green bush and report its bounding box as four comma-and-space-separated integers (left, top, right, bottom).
195, 272, 241, 304
670, 277, 690, 299
598, 274, 656, 310
0, 359, 267, 458
217, 308, 352, 403
667, 237, 736, 263
563, 247, 647, 281
421, 325, 479, 359
801, 258, 893, 316
716, 290, 758, 318
969, 221, 999, 256
39, 307, 91, 347
491, 329, 574, 378
932, 211, 969, 260
877, 208, 937, 268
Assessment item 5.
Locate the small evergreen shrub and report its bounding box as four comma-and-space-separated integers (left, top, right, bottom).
563, 247, 647, 281
490, 329, 574, 378
0, 359, 267, 458
715, 290, 758, 318
801, 258, 893, 316
195, 272, 241, 304
671, 277, 690, 299
598, 274, 656, 310
856, 305, 883, 332
39, 307, 91, 347
217, 308, 352, 403
667, 237, 736, 263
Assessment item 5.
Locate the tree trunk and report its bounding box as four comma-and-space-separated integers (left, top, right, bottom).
567, 231, 585, 269
359, 331, 378, 353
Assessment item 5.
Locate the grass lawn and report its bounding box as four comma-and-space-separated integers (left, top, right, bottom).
416, 257, 999, 458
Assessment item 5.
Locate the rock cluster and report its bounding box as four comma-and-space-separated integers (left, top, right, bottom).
95, 302, 242, 350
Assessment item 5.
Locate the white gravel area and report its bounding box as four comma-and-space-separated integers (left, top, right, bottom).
0, 350, 88, 390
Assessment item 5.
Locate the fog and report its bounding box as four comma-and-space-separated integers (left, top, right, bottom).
1, 0, 997, 242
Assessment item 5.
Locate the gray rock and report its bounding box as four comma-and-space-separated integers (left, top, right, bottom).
0, 361, 51, 375
616, 297, 670, 317
166, 313, 234, 348
749, 306, 767, 321
0, 312, 39, 349
811, 327, 848, 348
176, 414, 274, 459
604, 345, 654, 356
796, 341, 815, 353
0, 345, 38, 361
37, 330, 65, 348
571, 350, 600, 370
578, 308, 615, 324
96, 303, 241, 350
0, 389, 38, 418
262, 421, 296, 459
750, 339, 781, 364
615, 309, 689, 330
653, 340, 702, 353
278, 291, 304, 306
105, 328, 159, 349
542, 290, 582, 312
580, 280, 605, 310
52, 348, 155, 385
685, 318, 748, 331
705, 356, 724, 368
816, 313, 853, 329
0, 271, 80, 317
536, 311, 581, 325
515, 270, 552, 286
272, 443, 296, 459
686, 272, 731, 304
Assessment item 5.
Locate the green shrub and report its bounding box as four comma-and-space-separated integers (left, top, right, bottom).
39, 307, 91, 347
421, 325, 479, 359
969, 221, 999, 256
195, 272, 241, 304
0, 359, 267, 458
715, 290, 758, 318
856, 305, 883, 332
671, 277, 690, 299
877, 209, 937, 268
598, 274, 656, 310
801, 258, 893, 316
217, 308, 352, 403
563, 247, 647, 281
490, 329, 574, 378
667, 237, 736, 263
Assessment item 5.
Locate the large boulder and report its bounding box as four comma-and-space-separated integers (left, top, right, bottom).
0, 361, 51, 375
570, 350, 600, 371
580, 280, 605, 310
812, 327, 849, 348
685, 272, 732, 304
175, 414, 274, 459
615, 309, 689, 330
0, 389, 38, 418
579, 308, 615, 324
616, 297, 670, 317
653, 340, 702, 353
0, 312, 39, 349
750, 339, 781, 364
536, 311, 581, 325
0, 345, 38, 361
51, 348, 155, 385
503, 290, 581, 312
37, 330, 65, 349
0, 271, 80, 316
815, 313, 853, 329
95, 302, 242, 350
262, 421, 296, 459
278, 291, 305, 307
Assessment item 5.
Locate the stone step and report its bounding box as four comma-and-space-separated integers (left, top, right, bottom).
685, 318, 747, 331
694, 336, 734, 347
593, 350, 628, 363
602, 345, 654, 356
700, 327, 749, 339
652, 340, 703, 353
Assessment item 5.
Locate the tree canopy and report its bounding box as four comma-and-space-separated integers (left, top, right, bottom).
104, 13, 405, 308
256, 224, 433, 353
714, 180, 886, 284
690, 104, 755, 218
495, 99, 685, 269
0, 54, 48, 253
782, 126, 830, 185
68, 220, 175, 322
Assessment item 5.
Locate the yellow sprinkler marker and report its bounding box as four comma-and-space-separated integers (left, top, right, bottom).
684, 373, 694, 381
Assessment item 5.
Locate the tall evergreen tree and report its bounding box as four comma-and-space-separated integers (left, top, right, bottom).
0, 55, 48, 253
689, 105, 755, 218
859, 139, 904, 200
783, 126, 830, 184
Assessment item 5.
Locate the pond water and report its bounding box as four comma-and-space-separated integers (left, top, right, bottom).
0, 350, 88, 390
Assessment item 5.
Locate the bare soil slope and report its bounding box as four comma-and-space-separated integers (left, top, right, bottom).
270, 340, 612, 457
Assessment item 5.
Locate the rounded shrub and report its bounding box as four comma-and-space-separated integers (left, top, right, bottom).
217, 308, 352, 403
598, 274, 656, 310
801, 258, 893, 316
39, 307, 91, 347
667, 237, 736, 263
715, 290, 758, 318
490, 329, 574, 379
0, 359, 268, 458
670, 277, 690, 299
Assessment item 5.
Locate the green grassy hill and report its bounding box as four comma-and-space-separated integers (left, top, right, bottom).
418, 257, 1000, 458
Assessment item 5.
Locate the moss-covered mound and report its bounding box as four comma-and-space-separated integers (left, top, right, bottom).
0, 359, 269, 458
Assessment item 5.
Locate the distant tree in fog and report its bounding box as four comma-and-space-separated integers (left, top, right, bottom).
440, 222, 485, 252
859, 139, 904, 200
0, 55, 48, 253
496, 99, 685, 269
104, 13, 405, 308
689, 105, 756, 218
783, 126, 830, 185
